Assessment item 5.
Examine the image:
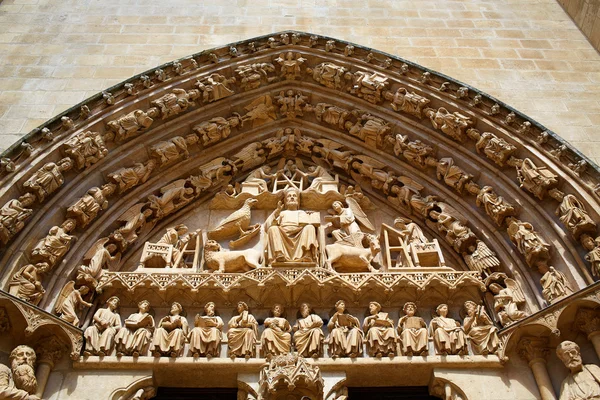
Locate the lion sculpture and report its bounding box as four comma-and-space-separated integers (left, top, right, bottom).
203, 239, 262, 272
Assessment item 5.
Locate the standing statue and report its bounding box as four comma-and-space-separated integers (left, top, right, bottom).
22, 158, 73, 202
429, 304, 467, 355
261, 304, 292, 358
8, 263, 49, 305
476, 186, 516, 227
362, 302, 397, 358
115, 300, 155, 357
147, 180, 195, 219
106, 109, 155, 142
188, 302, 223, 358
489, 280, 527, 327
83, 296, 122, 356
327, 300, 363, 358
76, 239, 120, 287
556, 194, 596, 239
507, 219, 551, 270
541, 267, 574, 303
265, 188, 319, 265
429, 203, 477, 254
425, 107, 473, 143
227, 301, 258, 359
63, 130, 108, 170
30, 220, 75, 268
293, 303, 324, 358
108, 160, 156, 193
397, 302, 428, 356
462, 301, 499, 355
152, 302, 188, 357
516, 158, 558, 200
556, 340, 600, 400
0, 195, 35, 245
55, 282, 93, 326
66, 185, 114, 228
0, 345, 39, 400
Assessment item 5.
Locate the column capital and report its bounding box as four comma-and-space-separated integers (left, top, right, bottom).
575, 307, 600, 337
518, 336, 549, 365
35, 336, 66, 368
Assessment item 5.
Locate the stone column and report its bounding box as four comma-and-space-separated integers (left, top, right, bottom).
34, 336, 66, 398
518, 336, 557, 400
575, 307, 600, 359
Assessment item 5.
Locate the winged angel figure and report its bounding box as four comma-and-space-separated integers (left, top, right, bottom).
463, 240, 500, 277
55, 281, 93, 326
76, 238, 121, 287
485, 273, 527, 327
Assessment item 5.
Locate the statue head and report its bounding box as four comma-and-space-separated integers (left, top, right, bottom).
138, 300, 150, 313
106, 296, 119, 311
332, 201, 344, 214
488, 283, 503, 295
236, 301, 249, 313
284, 188, 300, 211
9, 345, 37, 394
435, 304, 448, 317
464, 301, 477, 317
335, 300, 346, 313
272, 304, 284, 317
299, 303, 312, 318
369, 301, 381, 315
557, 340, 583, 373
170, 302, 182, 315
403, 302, 417, 316
204, 302, 215, 316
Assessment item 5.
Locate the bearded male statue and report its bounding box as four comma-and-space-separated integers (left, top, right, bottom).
557, 340, 600, 400
0, 345, 39, 400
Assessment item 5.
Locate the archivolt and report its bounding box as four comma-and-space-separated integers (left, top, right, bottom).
0, 31, 597, 316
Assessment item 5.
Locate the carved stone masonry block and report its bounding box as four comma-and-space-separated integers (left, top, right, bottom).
518, 336, 549, 364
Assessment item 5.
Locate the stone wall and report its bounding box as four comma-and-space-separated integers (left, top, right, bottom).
0, 0, 600, 165
557, 0, 600, 51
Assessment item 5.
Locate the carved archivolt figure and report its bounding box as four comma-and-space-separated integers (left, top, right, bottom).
193, 116, 240, 147
350, 71, 388, 104
196, 73, 235, 103
310, 62, 351, 90
150, 88, 198, 119
429, 304, 467, 355
106, 109, 155, 142
557, 194, 596, 240
583, 236, 600, 278
463, 240, 500, 277
507, 218, 551, 270
293, 303, 324, 358
242, 95, 277, 128
23, 158, 73, 202
115, 300, 155, 357
462, 301, 498, 355
63, 130, 108, 170
108, 160, 156, 193
388, 87, 430, 118
30, 220, 75, 268
274, 52, 306, 80
397, 302, 428, 356
0, 345, 38, 400
147, 180, 195, 219
84, 296, 122, 356
327, 300, 363, 358
189, 302, 223, 358
476, 186, 516, 227
429, 203, 477, 254
391, 134, 436, 170
76, 239, 120, 286
363, 302, 396, 358
0, 194, 35, 245
275, 89, 308, 119
265, 188, 319, 265
55, 282, 93, 326
227, 301, 258, 359
435, 158, 473, 194
235, 62, 276, 91
261, 304, 292, 358
312, 103, 351, 130
475, 132, 517, 167
149, 135, 199, 166
8, 262, 49, 305
541, 267, 573, 303
516, 158, 558, 200
155, 224, 190, 268
557, 340, 600, 400
66, 185, 114, 228
425, 107, 473, 142
114, 204, 154, 246
489, 280, 527, 327
152, 302, 189, 357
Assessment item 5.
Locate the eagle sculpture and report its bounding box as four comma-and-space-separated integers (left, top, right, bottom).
207, 198, 260, 248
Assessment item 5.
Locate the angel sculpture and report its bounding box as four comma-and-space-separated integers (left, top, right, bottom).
350, 155, 396, 192
487, 275, 527, 327
429, 202, 477, 254
76, 238, 120, 287
190, 158, 236, 192
325, 191, 374, 247
311, 139, 355, 171
113, 203, 155, 246
207, 198, 260, 249
463, 241, 500, 277
147, 179, 195, 219
55, 281, 93, 326
242, 95, 277, 128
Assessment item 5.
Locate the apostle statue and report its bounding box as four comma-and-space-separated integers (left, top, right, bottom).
8, 263, 49, 306
397, 302, 428, 356
188, 302, 223, 358
0, 345, 39, 400
556, 340, 600, 400
261, 304, 292, 358
462, 301, 499, 355
152, 302, 188, 357
115, 300, 155, 357
55, 282, 93, 327
265, 188, 319, 265
429, 304, 467, 355
327, 300, 363, 358
293, 303, 324, 358
84, 296, 122, 356
227, 301, 258, 359
541, 267, 573, 303
489, 281, 527, 327
362, 301, 397, 358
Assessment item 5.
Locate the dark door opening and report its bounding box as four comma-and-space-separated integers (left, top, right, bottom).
348, 386, 440, 400
152, 387, 238, 400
